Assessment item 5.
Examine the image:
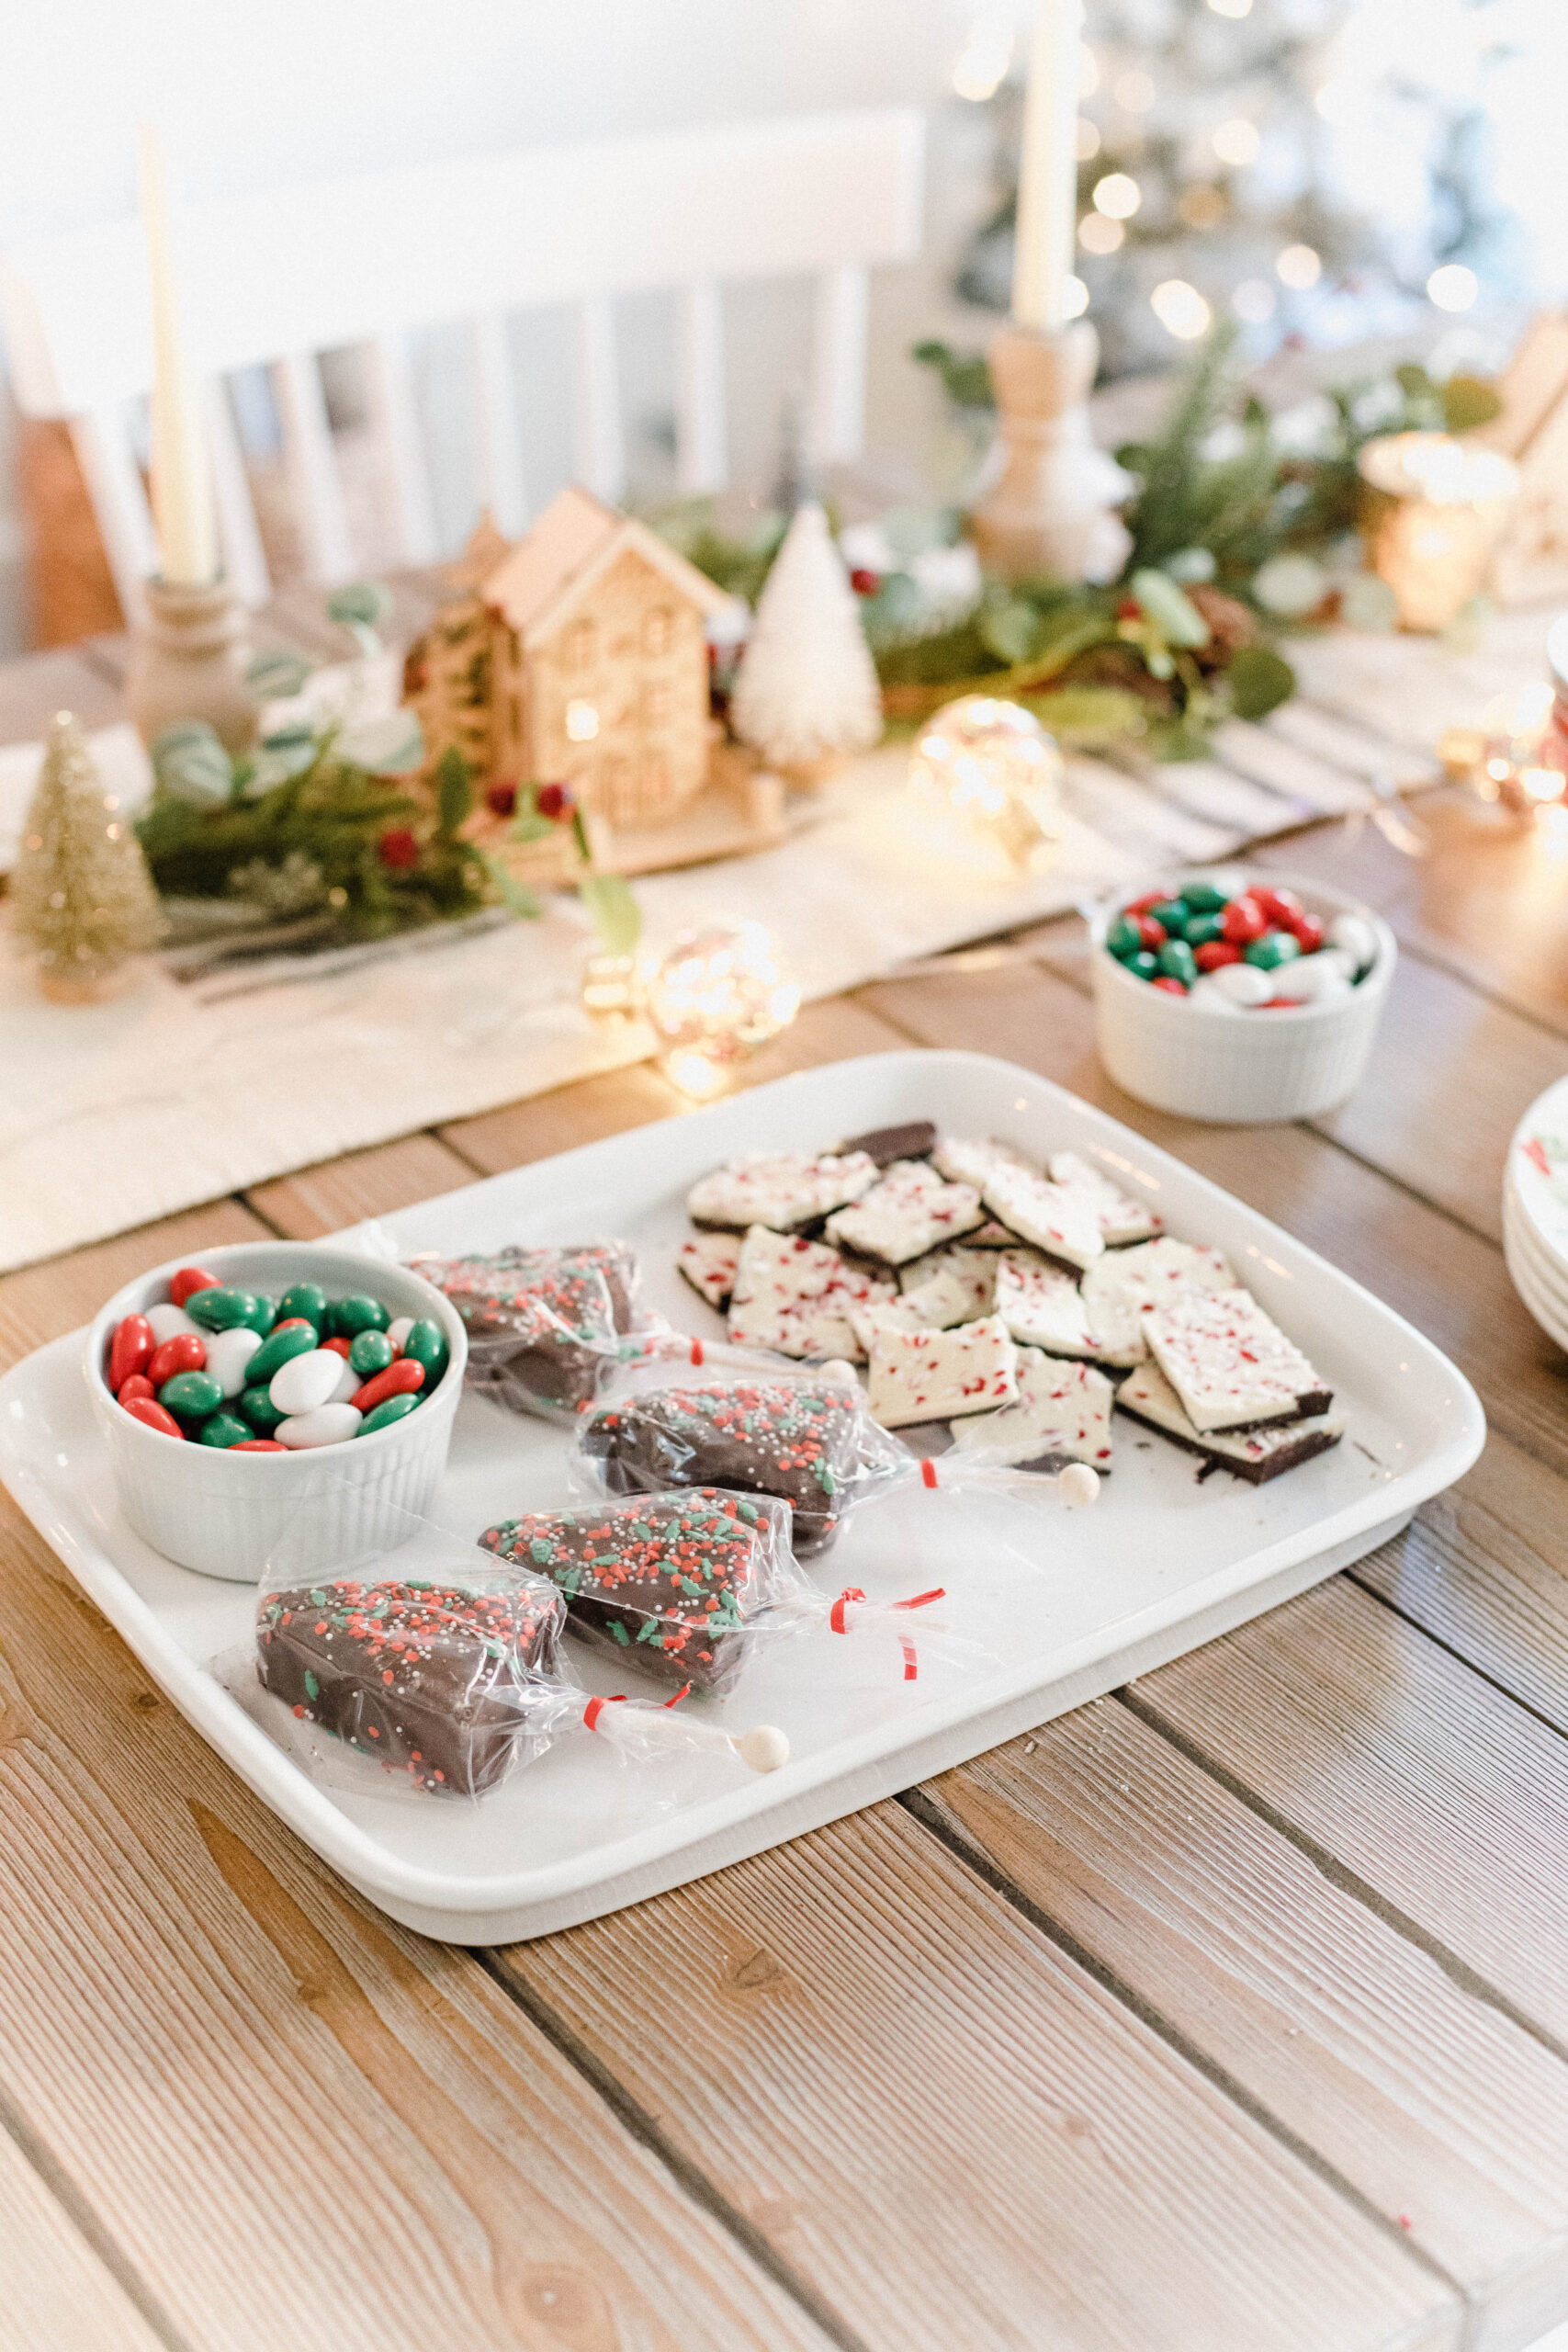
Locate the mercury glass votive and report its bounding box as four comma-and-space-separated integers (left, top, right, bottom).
907, 695, 1064, 869
1357, 432, 1519, 633
644, 919, 801, 1099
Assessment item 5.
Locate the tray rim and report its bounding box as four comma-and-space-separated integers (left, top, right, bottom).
0, 1048, 1486, 1941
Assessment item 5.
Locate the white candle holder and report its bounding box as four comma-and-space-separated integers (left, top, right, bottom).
968, 322, 1130, 585
126, 574, 258, 755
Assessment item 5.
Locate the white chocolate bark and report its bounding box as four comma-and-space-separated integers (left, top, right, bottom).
688, 1150, 877, 1233
981, 1163, 1105, 1272
1079, 1237, 1236, 1364
677, 1232, 740, 1309
1143, 1287, 1328, 1432
994, 1249, 1101, 1358
931, 1135, 1036, 1189
867, 1314, 1019, 1428
1118, 1361, 1344, 1466
1047, 1150, 1163, 1246
898, 1245, 998, 1327
953, 1349, 1114, 1468
728, 1227, 893, 1361
825, 1159, 984, 1266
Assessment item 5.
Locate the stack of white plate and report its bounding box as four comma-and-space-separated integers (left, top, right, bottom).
1503, 1073, 1568, 1352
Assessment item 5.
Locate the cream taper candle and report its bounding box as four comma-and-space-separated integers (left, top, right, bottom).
1011, 0, 1083, 334
139, 124, 218, 588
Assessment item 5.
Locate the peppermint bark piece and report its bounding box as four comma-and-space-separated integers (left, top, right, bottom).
1047, 1150, 1163, 1246
1079, 1237, 1237, 1365
898, 1245, 998, 1327
867, 1313, 1019, 1429
728, 1227, 894, 1361
688, 1150, 878, 1234
1116, 1361, 1345, 1483
953, 1350, 1114, 1470
994, 1249, 1102, 1358
825, 1159, 985, 1267
981, 1163, 1105, 1273
931, 1135, 1035, 1189
677, 1233, 741, 1311
1143, 1287, 1332, 1433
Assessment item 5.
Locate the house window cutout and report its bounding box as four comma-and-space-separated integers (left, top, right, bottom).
643, 606, 673, 657
566, 620, 596, 673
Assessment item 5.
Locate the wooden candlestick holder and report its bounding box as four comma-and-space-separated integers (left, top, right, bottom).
126, 575, 259, 754
969, 321, 1126, 584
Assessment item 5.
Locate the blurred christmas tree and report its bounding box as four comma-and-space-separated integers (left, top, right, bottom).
948, 0, 1519, 381
11, 712, 163, 1001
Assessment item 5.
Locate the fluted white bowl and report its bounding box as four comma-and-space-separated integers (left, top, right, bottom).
1089, 869, 1397, 1124
85, 1241, 467, 1582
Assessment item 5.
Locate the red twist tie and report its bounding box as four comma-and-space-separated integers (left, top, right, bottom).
894, 1588, 945, 1611
690, 1337, 705, 1367
582, 1694, 627, 1734
900, 1634, 919, 1682
663, 1681, 694, 1710
919, 1457, 939, 1489
829, 1587, 866, 1634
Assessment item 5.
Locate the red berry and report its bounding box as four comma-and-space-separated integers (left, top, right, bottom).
1135, 914, 1168, 949
322, 1336, 353, 1359
1289, 912, 1325, 954
117, 1374, 156, 1407
1220, 894, 1267, 944
849, 568, 881, 595
170, 1266, 219, 1307
123, 1396, 184, 1439
231, 1439, 288, 1452
1151, 975, 1189, 995
378, 825, 420, 870
148, 1332, 206, 1385
1195, 940, 1243, 971
109, 1312, 153, 1389
484, 781, 518, 818
350, 1358, 425, 1415
536, 783, 573, 821
1116, 597, 1143, 621
1254, 886, 1303, 926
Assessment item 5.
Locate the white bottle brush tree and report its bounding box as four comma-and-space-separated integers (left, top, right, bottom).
11, 712, 162, 1000
731, 502, 883, 775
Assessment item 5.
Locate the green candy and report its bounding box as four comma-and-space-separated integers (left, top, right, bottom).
239, 1384, 287, 1432
330, 1293, 389, 1339
241, 1293, 277, 1336
197, 1411, 253, 1449
186, 1286, 260, 1334
247, 1322, 318, 1385
1106, 913, 1144, 961
349, 1329, 395, 1377
159, 1370, 223, 1420
1182, 911, 1223, 948
1126, 949, 1160, 981
1245, 929, 1301, 970
400, 1318, 448, 1387
1179, 880, 1228, 912
1147, 898, 1190, 937
278, 1283, 329, 1330
357, 1392, 423, 1435
1156, 939, 1199, 987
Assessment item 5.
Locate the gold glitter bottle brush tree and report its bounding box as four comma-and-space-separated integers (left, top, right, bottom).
10, 712, 163, 1002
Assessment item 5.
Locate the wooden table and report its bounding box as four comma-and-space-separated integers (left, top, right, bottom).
5, 617, 1568, 2352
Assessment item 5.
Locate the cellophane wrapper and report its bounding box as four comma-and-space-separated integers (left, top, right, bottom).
408, 1239, 656, 1421
574, 1338, 909, 1554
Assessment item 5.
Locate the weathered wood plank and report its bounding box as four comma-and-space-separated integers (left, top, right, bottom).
927, 1699, 1568, 2352
0, 2130, 167, 2352
1135, 1575, 1568, 2053
244, 1130, 476, 1238
0, 1499, 839, 2352
0, 1200, 272, 1376
856, 960, 1568, 1479
502, 1801, 1457, 2352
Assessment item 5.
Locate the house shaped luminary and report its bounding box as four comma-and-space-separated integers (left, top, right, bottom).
407, 486, 785, 876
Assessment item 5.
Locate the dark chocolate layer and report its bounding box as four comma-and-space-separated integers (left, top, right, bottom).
839, 1121, 938, 1167
581, 1379, 865, 1551
423, 1243, 636, 1412
1115, 1399, 1341, 1485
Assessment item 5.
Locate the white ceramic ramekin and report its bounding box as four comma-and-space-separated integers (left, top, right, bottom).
1089, 869, 1397, 1124
85, 1241, 468, 1583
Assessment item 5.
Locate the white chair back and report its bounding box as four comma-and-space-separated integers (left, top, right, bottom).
0, 108, 924, 620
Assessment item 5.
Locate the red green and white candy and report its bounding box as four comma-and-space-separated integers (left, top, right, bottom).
1104, 877, 1375, 1010
105, 1269, 448, 1451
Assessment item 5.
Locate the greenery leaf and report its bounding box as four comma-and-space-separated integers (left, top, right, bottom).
434, 744, 474, 836
1441, 372, 1505, 434
337, 710, 423, 775
911, 339, 995, 412
509, 809, 558, 843
977, 597, 1043, 666
478, 852, 544, 921
327, 582, 394, 632
245, 647, 314, 699
1023, 686, 1146, 744
579, 871, 642, 958
1226, 644, 1296, 720
151, 720, 234, 808
1130, 569, 1211, 648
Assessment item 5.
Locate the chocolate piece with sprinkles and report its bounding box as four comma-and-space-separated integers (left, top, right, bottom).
415, 1241, 639, 1415
255, 1575, 564, 1795
479, 1489, 793, 1694
580, 1377, 881, 1551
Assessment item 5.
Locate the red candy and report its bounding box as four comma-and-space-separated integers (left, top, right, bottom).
170, 1266, 220, 1307
231, 1439, 287, 1452
350, 1359, 424, 1414
1220, 894, 1266, 944
271, 1316, 315, 1335
122, 1396, 183, 1438
1289, 912, 1325, 954
118, 1374, 156, 1406
1134, 914, 1167, 949
1151, 975, 1189, 995
109, 1312, 153, 1388
148, 1332, 206, 1385
1253, 887, 1303, 927
322, 1336, 353, 1359
1195, 940, 1243, 971
1125, 890, 1166, 913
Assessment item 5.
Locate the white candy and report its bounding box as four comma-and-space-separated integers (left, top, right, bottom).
1207, 961, 1274, 1008
1056, 1463, 1101, 1508
387, 1316, 414, 1351
1315, 945, 1359, 985
1327, 912, 1377, 976
203, 1325, 261, 1399
1259, 956, 1325, 1003
147, 1302, 199, 1344
1189, 977, 1244, 1014
325, 1353, 361, 1406
270, 1346, 350, 1415
735, 1725, 791, 1773
276, 1402, 364, 1450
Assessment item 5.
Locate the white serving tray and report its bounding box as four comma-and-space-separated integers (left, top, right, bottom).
0, 1051, 1484, 1945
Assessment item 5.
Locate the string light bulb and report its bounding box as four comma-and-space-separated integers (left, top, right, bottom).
1092, 172, 1141, 219
1079, 213, 1124, 254
908, 696, 1064, 871
1427, 264, 1478, 312
1151, 279, 1213, 340
1276, 243, 1322, 289
643, 920, 800, 1100
1212, 118, 1259, 165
